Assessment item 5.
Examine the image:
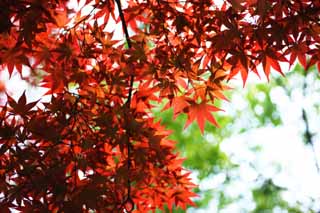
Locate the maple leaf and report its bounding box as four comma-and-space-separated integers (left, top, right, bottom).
7, 91, 38, 116
50, 8, 69, 28
262, 55, 285, 81
185, 101, 221, 134
162, 96, 190, 119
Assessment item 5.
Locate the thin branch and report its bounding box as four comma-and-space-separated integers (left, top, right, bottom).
311, 141, 320, 173
115, 0, 134, 106
65, 6, 97, 32
114, 0, 134, 211
115, 0, 132, 49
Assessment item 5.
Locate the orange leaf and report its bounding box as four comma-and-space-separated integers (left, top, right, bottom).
163, 96, 190, 119
262, 56, 284, 81
184, 101, 221, 134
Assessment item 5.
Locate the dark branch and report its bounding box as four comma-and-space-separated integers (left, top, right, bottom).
115, 0, 134, 106
114, 0, 134, 211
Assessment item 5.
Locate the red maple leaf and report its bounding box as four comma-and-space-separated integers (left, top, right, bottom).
185, 101, 221, 134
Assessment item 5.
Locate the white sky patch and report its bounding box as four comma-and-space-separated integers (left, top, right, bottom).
206, 125, 320, 211
0, 69, 49, 104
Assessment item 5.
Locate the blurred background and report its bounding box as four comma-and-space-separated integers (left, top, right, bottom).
153, 63, 320, 213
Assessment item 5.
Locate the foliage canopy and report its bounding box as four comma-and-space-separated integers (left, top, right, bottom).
0, 0, 319, 212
